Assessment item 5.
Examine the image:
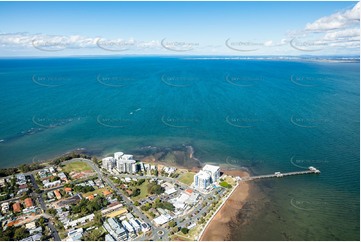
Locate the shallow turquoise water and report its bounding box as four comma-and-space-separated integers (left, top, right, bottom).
0, 57, 359, 240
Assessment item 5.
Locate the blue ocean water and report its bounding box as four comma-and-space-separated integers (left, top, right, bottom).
0, 57, 359, 240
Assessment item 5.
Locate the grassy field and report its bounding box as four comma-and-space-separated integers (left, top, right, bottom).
171, 234, 192, 241
132, 180, 150, 201
82, 187, 111, 198
62, 161, 93, 173
224, 176, 236, 186
177, 172, 195, 186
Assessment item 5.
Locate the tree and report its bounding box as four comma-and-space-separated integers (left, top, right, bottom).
48, 208, 57, 216
19, 164, 30, 173
14, 227, 29, 240
148, 183, 164, 195
154, 168, 159, 176
137, 179, 145, 186
141, 203, 151, 211
172, 227, 180, 233
131, 188, 140, 197
37, 217, 46, 227
149, 212, 156, 218
168, 221, 177, 227
219, 181, 232, 188
134, 201, 140, 206
94, 211, 102, 226
181, 228, 189, 234
199, 218, 205, 224
92, 157, 98, 164
83, 228, 104, 241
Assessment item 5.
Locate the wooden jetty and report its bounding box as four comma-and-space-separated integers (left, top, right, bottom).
241, 166, 320, 181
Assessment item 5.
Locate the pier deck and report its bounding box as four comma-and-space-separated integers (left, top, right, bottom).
241, 167, 320, 181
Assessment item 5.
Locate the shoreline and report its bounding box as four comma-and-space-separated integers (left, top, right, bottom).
0, 145, 254, 241
200, 170, 250, 241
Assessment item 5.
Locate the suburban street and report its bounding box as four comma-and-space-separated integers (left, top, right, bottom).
69, 158, 168, 241
28, 173, 61, 241
94, 161, 226, 240
1, 157, 225, 241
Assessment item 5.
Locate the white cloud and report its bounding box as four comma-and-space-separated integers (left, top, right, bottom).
0, 32, 162, 52
264, 40, 273, 46
323, 28, 360, 41
305, 2, 360, 31
287, 2, 360, 53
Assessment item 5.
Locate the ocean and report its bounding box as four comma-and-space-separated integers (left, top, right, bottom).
0, 57, 359, 240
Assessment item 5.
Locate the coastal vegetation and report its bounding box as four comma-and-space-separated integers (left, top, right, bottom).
0, 151, 92, 177
51, 152, 91, 166
0, 163, 44, 177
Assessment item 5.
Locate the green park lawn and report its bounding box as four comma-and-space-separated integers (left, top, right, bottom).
62, 161, 93, 173
177, 172, 195, 186
132, 180, 150, 201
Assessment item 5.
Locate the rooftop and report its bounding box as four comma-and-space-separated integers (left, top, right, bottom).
203, 164, 220, 173
24, 198, 33, 208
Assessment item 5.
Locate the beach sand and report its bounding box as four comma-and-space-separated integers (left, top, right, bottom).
200, 170, 250, 241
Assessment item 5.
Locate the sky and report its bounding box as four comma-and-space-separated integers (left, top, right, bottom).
0, 1, 359, 56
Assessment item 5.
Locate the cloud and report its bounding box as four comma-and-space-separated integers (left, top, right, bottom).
305, 2, 360, 31
264, 40, 273, 47
323, 28, 360, 41
288, 2, 360, 52
0, 32, 163, 52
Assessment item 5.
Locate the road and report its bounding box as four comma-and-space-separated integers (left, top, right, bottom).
66, 158, 168, 241
29, 174, 61, 241
1, 158, 226, 241
103, 166, 227, 239
53, 158, 227, 240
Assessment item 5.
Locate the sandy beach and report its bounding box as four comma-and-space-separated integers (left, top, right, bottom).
200, 170, 250, 241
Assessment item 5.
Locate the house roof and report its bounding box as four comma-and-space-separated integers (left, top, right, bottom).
13, 202, 21, 212
185, 189, 193, 194
24, 198, 33, 208
103, 190, 112, 196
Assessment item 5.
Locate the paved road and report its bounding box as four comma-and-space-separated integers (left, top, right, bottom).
103, 167, 229, 240
47, 220, 61, 241
28, 173, 61, 241
63, 158, 230, 241
67, 158, 169, 241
